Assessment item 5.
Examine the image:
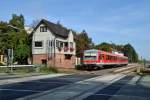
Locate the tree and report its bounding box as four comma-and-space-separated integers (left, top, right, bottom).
123, 44, 138, 62
75, 30, 94, 57
0, 21, 9, 33
0, 21, 11, 53
9, 14, 25, 29
94, 42, 112, 52
15, 44, 30, 64
7, 14, 30, 64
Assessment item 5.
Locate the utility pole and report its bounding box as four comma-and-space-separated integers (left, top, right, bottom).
143, 59, 146, 68
7, 49, 13, 72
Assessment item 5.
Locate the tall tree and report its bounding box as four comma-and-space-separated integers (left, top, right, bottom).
75, 30, 94, 57
0, 21, 11, 53
8, 14, 30, 64
9, 14, 24, 29
123, 44, 138, 62
0, 21, 9, 33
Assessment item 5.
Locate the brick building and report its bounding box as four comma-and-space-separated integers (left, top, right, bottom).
32, 19, 76, 68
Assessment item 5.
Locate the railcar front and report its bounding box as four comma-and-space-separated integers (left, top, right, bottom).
82, 50, 101, 69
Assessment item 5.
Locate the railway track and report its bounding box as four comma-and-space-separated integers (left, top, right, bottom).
112, 64, 139, 74
71, 63, 139, 76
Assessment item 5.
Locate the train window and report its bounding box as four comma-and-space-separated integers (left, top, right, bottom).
99, 54, 103, 60
106, 55, 110, 60
99, 55, 102, 60
102, 55, 104, 60
109, 56, 110, 60
106, 55, 108, 60
113, 56, 115, 60
108, 56, 110, 60
110, 56, 112, 60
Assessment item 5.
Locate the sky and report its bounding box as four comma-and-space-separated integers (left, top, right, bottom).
0, 0, 150, 60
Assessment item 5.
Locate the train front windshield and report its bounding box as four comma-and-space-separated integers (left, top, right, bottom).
84, 56, 97, 60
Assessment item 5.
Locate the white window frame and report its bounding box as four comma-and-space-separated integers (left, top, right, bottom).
34, 41, 43, 48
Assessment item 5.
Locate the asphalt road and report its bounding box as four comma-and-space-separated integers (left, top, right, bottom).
83, 75, 134, 100
82, 75, 150, 100
0, 64, 138, 100
0, 74, 98, 100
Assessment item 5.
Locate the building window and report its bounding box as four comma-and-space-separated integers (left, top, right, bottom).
70, 42, 73, 48
49, 40, 54, 47
40, 26, 47, 32
56, 40, 63, 48
35, 41, 43, 47
65, 54, 72, 60
65, 42, 68, 47
60, 42, 63, 48
56, 40, 59, 47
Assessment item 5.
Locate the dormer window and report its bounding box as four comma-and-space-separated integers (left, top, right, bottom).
40, 26, 47, 32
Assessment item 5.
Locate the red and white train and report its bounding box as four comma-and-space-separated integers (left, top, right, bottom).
82, 49, 128, 69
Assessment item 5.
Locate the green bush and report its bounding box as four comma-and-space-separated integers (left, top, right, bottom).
13, 67, 35, 73
0, 66, 35, 73
39, 66, 58, 73
0, 67, 8, 73
0, 64, 58, 74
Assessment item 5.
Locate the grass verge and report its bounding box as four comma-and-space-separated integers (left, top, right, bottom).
38, 66, 58, 73
0, 65, 58, 74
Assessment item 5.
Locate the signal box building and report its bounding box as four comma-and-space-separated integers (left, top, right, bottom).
32, 19, 76, 68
